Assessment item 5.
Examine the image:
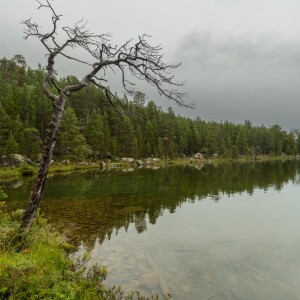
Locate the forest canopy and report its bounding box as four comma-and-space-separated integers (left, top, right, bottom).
0, 55, 300, 163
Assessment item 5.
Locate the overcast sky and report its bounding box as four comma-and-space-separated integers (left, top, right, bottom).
1, 0, 300, 130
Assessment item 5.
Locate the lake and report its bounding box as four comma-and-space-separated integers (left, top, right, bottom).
2, 160, 300, 299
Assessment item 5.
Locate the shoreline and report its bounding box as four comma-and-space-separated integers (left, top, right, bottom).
0, 155, 298, 180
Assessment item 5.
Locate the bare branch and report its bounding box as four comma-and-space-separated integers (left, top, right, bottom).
23, 0, 188, 107
59, 52, 92, 66
50, 78, 61, 95
90, 79, 125, 115
91, 75, 107, 82
20, 0, 189, 231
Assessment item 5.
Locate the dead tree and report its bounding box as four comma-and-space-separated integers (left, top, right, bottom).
20, 0, 188, 231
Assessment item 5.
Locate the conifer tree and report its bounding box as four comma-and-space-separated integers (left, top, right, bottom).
20, 127, 41, 161
59, 107, 91, 161
86, 109, 105, 160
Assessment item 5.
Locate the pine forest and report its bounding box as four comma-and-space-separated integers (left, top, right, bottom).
1, 55, 300, 164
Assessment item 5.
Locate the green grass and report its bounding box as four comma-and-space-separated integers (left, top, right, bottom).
0, 165, 37, 179
0, 163, 99, 179
0, 167, 21, 178
48, 162, 99, 174
0, 202, 165, 299
1, 155, 295, 180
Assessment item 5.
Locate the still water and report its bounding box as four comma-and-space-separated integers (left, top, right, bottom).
2, 160, 300, 299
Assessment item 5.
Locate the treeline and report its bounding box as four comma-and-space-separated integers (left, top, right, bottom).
1, 55, 300, 163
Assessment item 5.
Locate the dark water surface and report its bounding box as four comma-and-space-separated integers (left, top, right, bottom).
2, 160, 300, 299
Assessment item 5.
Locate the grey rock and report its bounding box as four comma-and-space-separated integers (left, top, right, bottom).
2, 154, 27, 167
136, 160, 144, 166
194, 153, 204, 159
121, 157, 135, 164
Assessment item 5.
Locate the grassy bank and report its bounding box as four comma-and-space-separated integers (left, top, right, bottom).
0, 155, 297, 179
0, 203, 162, 299
0, 163, 100, 179
0, 167, 21, 179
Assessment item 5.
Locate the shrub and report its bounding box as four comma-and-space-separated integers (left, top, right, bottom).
0, 206, 167, 299
0, 188, 7, 200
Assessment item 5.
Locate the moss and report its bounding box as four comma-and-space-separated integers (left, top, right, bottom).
0, 205, 165, 300
0, 208, 101, 299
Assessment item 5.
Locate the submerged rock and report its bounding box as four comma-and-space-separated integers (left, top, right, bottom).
11, 181, 24, 189
139, 271, 159, 290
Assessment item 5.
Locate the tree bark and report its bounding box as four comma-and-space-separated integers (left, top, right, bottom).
20, 94, 67, 231
19, 0, 185, 233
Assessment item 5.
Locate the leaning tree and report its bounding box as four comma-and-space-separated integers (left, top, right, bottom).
20, 0, 187, 231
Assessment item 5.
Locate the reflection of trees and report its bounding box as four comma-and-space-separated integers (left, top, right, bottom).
4, 160, 300, 246
135, 211, 147, 233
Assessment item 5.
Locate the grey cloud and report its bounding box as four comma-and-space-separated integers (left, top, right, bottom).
2, 0, 300, 129
177, 31, 300, 73
171, 31, 300, 129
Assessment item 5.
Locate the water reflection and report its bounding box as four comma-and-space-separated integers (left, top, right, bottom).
78, 186, 300, 299
3, 160, 300, 299
2, 160, 299, 246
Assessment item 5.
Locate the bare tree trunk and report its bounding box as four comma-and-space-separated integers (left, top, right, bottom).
20, 0, 185, 234
20, 94, 67, 231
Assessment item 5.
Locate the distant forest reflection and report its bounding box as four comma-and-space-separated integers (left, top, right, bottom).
3, 159, 300, 245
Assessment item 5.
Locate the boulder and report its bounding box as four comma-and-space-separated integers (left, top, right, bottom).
194, 153, 204, 160
25, 158, 34, 165
152, 158, 160, 163
121, 157, 135, 164
136, 160, 144, 166
99, 161, 106, 168
77, 161, 88, 165
2, 154, 26, 167
145, 158, 153, 164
